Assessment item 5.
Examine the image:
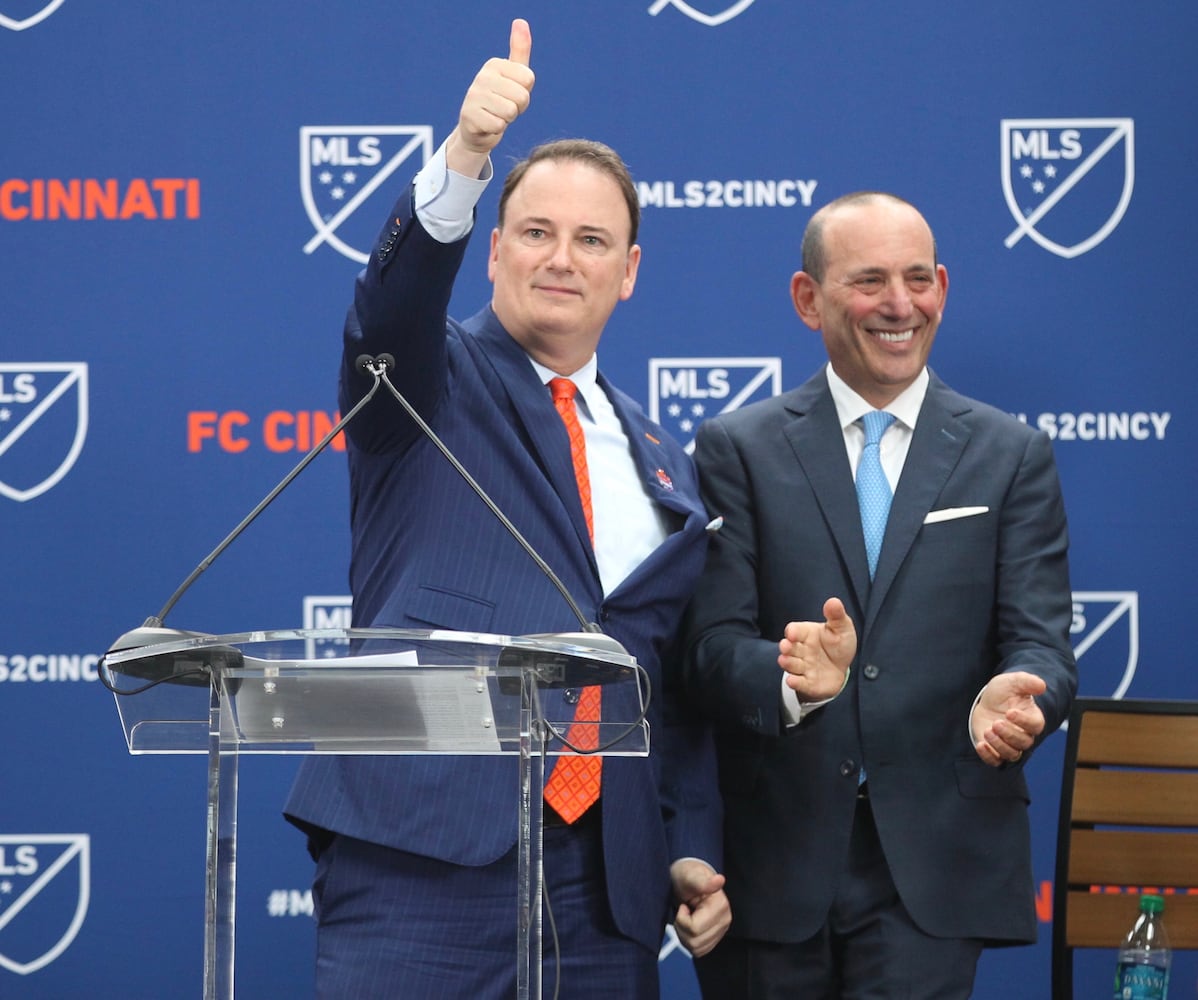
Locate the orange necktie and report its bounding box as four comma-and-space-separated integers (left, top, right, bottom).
543, 377, 602, 823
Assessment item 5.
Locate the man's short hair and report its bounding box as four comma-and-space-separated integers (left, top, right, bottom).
801, 191, 935, 283
498, 139, 641, 247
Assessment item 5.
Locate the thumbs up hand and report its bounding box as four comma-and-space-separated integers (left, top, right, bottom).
449, 19, 536, 172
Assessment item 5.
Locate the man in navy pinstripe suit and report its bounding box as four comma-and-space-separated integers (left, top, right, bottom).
284, 20, 860, 998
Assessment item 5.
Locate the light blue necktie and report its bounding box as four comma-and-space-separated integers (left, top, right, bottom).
856, 410, 896, 580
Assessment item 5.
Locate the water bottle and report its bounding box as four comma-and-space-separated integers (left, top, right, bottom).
1114, 893, 1171, 999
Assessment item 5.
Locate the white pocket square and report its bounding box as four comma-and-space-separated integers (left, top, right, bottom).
923, 506, 989, 524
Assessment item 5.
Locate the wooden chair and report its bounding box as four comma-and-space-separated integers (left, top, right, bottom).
1052, 697, 1198, 998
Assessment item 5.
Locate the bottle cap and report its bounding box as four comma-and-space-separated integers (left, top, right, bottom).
1140, 894, 1165, 914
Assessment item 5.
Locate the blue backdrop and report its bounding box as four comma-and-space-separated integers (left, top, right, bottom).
3, 1, 1195, 996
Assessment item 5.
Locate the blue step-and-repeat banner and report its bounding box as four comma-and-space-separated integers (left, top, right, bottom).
3, 2, 1196, 996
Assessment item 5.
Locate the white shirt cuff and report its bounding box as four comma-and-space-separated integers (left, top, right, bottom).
781, 666, 851, 728
967, 684, 987, 744
413, 140, 492, 244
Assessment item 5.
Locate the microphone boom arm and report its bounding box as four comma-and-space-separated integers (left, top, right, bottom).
147, 356, 390, 627
374, 358, 598, 635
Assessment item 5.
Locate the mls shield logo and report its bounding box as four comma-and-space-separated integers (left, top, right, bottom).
0, 363, 88, 503
1070, 591, 1139, 701
303, 594, 353, 659
0, 0, 66, 31
300, 126, 433, 264
0, 834, 90, 976
647, 0, 756, 26
1001, 118, 1134, 259
659, 923, 688, 962
649, 357, 781, 453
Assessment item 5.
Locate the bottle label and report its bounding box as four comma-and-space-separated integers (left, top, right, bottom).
1114, 961, 1168, 999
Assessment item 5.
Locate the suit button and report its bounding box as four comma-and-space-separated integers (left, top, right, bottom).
863, 663, 880, 680
377, 229, 400, 259
563, 688, 580, 705
839, 759, 857, 778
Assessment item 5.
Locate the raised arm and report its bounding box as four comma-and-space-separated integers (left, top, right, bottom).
445, 19, 535, 178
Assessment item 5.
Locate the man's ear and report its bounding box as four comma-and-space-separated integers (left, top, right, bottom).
790, 271, 823, 331
487, 227, 501, 282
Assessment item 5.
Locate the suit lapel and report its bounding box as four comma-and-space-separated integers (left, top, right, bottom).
599, 372, 704, 522
867, 375, 973, 623
466, 309, 598, 564
781, 371, 874, 610
461, 309, 706, 595
595, 373, 708, 598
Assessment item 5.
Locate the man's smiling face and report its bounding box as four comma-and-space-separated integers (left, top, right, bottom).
791, 197, 949, 409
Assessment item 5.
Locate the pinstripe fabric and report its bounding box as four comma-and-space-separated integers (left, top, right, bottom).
285, 189, 724, 975
312, 826, 659, 999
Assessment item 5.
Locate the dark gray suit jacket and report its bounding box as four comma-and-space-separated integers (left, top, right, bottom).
683, 366, 1076, 945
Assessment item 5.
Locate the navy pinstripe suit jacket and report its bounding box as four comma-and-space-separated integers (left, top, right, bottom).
285, 188, 722, 951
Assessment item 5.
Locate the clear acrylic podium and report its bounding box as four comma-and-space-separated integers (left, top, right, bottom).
102, 627, 648, 1000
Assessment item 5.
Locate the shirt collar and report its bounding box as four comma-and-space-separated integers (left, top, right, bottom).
529, 354, 600, 419
825, 364, 929, 432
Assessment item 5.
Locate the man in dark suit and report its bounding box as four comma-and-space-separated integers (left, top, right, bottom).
283, 19, 737, 999
683, 191, 1077, 998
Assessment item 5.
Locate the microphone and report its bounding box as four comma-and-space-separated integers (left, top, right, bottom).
102, 352, 630, 695
100, 355, 392, 693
